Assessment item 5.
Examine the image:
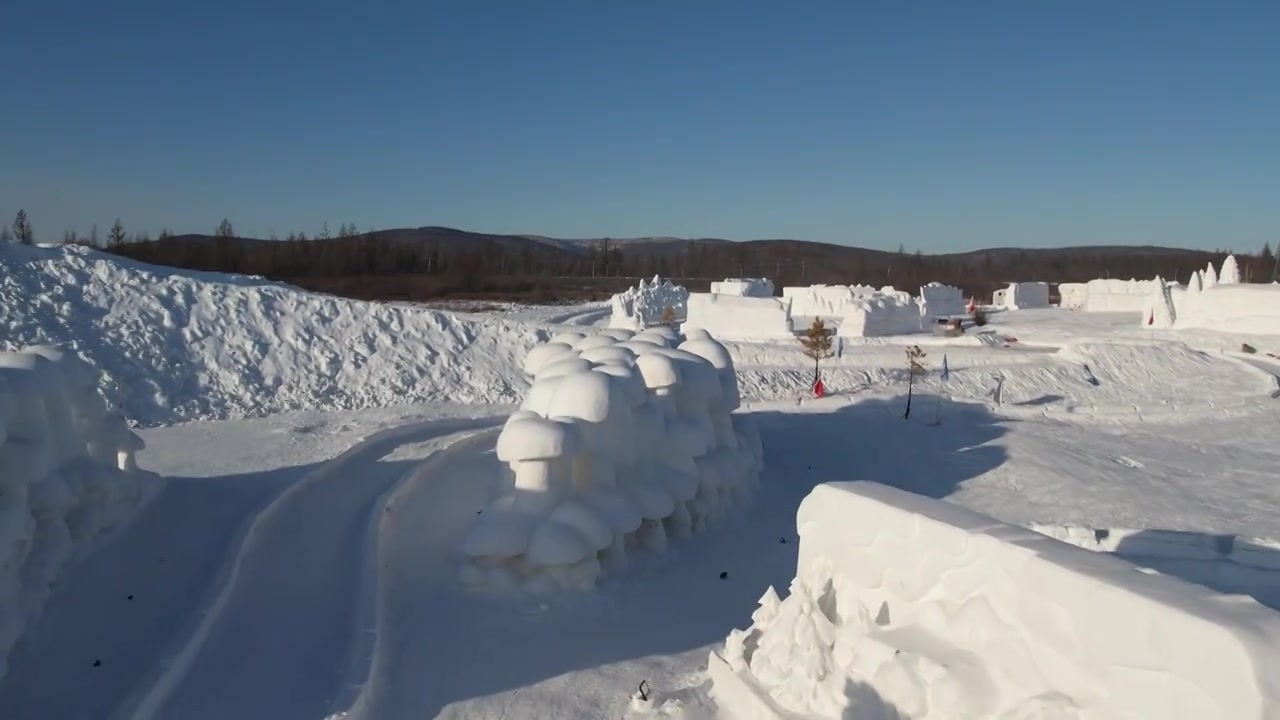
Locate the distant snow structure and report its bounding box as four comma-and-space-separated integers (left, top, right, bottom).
709, 278, 774, 298
708, 482, 1280, 719
1082, 278, 1163, 313
1158, 279, 1280, 335
459, 329, 764, 594
681, 293, 795, 341
992, 281, 1050, 310
915, 282, 965, 319
782, 284, 878, 320
1220, 254, 1242, 285
1204, 261, 1219, 289
836, 289, 922, 338
0, 346, 157, 677
1142, 274, 1177, 328
1057, 282, 1088, 309
608, 275, 689, 330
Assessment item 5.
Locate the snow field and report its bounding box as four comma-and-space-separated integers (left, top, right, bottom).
682, 293, 795, 340
0, 345, 157, 676
609, 276, 690, 330
459, 326, 764, 594
710, 482, 1280, 719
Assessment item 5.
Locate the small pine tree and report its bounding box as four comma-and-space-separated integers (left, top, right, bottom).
13, 209, 33, 244
108, 219, 127, 249
904, 345, 927, 419
660, 304, 677, 327
799, 317, 835, 386
215, 218, 234, 238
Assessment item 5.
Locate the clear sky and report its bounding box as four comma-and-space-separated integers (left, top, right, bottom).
3, 0, 1277, 252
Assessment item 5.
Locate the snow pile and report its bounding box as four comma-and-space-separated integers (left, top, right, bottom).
1082, 278, 1163, 313
709, 482, 1280, 720
459, 327, 764, 593
915, 283, 965, 319
0, 243, 540, 425
1220, 255, 1242, 285
1057, 282, 1087, 309
682, 294, 795, 341
782, 285, 878, 319
837, 290, 922, 338
608, 276, 689, 330
1158, 273, 1280, 335
0, 345, 156, 677
710, 278, 774, 298
993, 281, 1050, 310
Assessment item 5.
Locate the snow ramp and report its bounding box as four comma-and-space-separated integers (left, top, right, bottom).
0, 244, 542, 425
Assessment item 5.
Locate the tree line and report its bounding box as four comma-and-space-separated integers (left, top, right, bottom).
6, 208, 1278, 302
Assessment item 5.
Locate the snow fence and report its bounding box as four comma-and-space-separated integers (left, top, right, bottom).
709, 482, 1280, 719
0, 346, 156, 677
682, 294, 795, 341
459, 327, 764, 593
710, 278, 775, 298
836, 290, 922, 338
608, 276, 689, 330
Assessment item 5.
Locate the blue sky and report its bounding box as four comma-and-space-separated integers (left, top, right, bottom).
2, 0, 1277, 251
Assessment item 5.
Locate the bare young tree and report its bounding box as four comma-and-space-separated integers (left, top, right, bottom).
108, 219, 128, 249
903, 345, 928, 419
216, 218, 235, 238
799, 317, 835, 386
13, 209, 33, 244
318, 222, 332, 240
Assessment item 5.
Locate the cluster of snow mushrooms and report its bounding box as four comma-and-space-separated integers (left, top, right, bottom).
460, 325, 764, 593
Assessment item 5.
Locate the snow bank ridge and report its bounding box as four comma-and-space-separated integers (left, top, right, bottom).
459, 326, 763, 593
0, 345, 156, 677
609, 276, 689, 330
709, 482, 1280, 719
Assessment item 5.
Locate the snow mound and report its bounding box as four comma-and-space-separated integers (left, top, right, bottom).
682, 294, 794, 341
609, 276, 689, 330
0, 244, 541, 426
837, 290, 922, 338
710, 278, 775, 298
709, 482, 1280, 719
0, 345, 157, 677
459, 329, 764, 594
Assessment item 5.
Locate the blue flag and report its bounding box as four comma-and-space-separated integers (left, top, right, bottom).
941, 354, 950, 381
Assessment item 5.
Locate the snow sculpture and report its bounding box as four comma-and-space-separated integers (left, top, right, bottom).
709, 482, 1280, 719
0, 346, 155, 677
837, 290, 922, 337
1081, 278, 1164, 313
782, 284, 880, 319
1220, 254, 1242, 285
993, 281, 1050, 310
608, 275, 689, 330
710, 278, 775, 298
1204, 261, 1219, 289
460, 329, 763, 594
1057, 282, 1087, 309
1162, 282, 1280, 334
681, 293, 794, 341
915, 282, 965, 318
1142, 274, 1177, 328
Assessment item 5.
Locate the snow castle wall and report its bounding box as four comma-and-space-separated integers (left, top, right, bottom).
1083, 278, 1161, 313
608, 276, 689, 330
709, 482, 1280, 720
916, 282, 965, 319
782, 285, 877, 319
837, 291, 922, 338
458, 328, 764, 594
682, 294, 795, 341
0, 346, 156, 678
710, 278, 775, 298
1162, 282, 1280, 335
994, 281, 1050, 310
1058, 282, 1087, 309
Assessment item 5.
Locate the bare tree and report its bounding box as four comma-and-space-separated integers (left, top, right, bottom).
903, 345, 928, 419
158, 228, 174, 241
13, 209, 33, 244
108, 219, 128, 249
799, 317, 835, 386
216, 218, 234, 238
318, 222, 332, 240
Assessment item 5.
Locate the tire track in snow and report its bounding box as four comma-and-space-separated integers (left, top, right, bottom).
120, 417, 503, 720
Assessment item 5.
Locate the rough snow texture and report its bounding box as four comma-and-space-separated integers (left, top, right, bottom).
916, 283, 965, 319
0, 243, 540, 426
710, 278, 775, 298
709, 482, 1280, 720
459, 330, 764, 593
782, 285, 878, 319
682, 294, 795, 341
993, 281, 1050, 310
1029, 524, 1280, 572
1160, 281, 1280, 335
1057, 282, 1088, 309
836, 290, 922, 338
608, 276, 689, 330
1082, 278, 1164, 313
0, 345, 157, 677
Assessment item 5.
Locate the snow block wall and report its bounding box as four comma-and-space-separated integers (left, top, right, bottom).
994, 281, 1050, 310
608, 276, 689, 330
710, 278, 775, 298
682, 294, 795, 341
0, 346, 156, 678
459, 327, 764, 594
1162, 281, 1280, 335
708, 482, 1280, 720
1083, 278, 1162, 313
837, 291, 922, 338
915, 283, 965, 319
782, 285, 878, 319
1058, 282, 1087, 309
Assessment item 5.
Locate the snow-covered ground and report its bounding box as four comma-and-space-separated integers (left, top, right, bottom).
2, 244, 1279, 718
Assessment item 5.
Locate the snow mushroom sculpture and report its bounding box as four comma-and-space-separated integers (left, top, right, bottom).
460, 328, 764, 594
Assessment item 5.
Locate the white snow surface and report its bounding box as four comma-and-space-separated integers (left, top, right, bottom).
0, 243, 542, 425
0, 345, 158, 677
709, 482, 1280, 719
